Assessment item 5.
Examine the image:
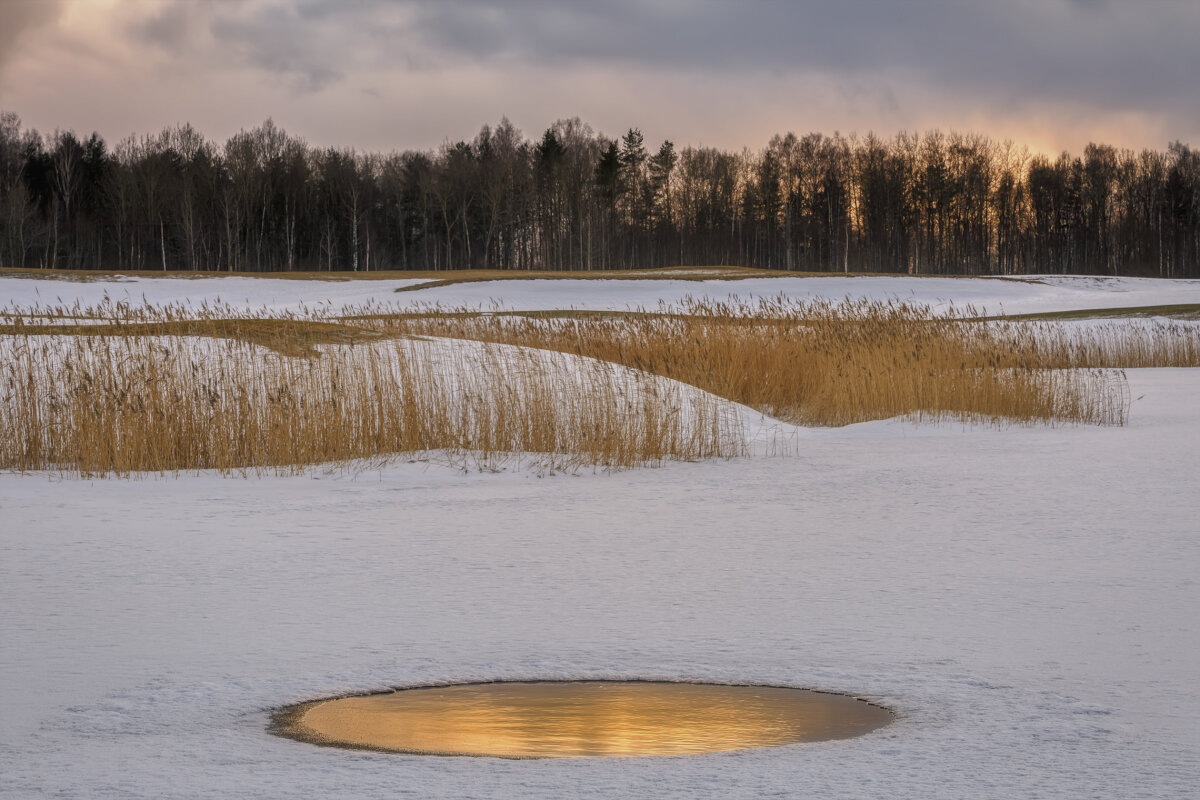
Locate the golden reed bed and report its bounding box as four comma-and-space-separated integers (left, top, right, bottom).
3, 298, 1197, 475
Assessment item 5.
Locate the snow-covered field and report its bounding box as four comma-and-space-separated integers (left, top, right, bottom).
0, 274, 433, 317
393, 273, 1200, 316
4, 271, 1200, 317
1, 274, 1198, 799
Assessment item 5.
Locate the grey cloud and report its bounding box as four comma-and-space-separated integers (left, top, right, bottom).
126, 0, 352, 91
399, 0, 1198, 123
0, 0, 66, 74
205, 0, 397, 91
121, 0, 1198, 120
55, 0, 1196, 148
129, 0, 195, 49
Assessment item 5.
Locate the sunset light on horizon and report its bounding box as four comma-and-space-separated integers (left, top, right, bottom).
1, 0, 1196, 155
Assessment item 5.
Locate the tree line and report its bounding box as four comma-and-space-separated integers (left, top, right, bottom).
1, 110, 1198, 276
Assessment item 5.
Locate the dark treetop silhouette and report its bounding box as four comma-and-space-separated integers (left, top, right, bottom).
2, 112, 1197, 277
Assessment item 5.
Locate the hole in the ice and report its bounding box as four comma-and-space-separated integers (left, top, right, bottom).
270, 680, 893, 758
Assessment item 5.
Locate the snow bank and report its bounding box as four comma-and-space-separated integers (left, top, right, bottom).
386, 274, 1200, 316
0, 274, 431, 318
4, 273, 1200, 318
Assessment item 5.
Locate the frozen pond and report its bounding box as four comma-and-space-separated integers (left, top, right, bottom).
272, 681, 892, 758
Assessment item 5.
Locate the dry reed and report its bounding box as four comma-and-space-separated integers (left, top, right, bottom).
0, 329, 744, 476
367, 298, 1171, 427
5, 296, 1199, 476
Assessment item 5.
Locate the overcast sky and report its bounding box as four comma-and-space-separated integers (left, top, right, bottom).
1, 0, 1197, 154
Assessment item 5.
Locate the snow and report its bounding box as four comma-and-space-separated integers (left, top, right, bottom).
1, 275, 1199, 799
0, 274, 432, 317
388, 274, 1200, 316
3, 272, 1200, 317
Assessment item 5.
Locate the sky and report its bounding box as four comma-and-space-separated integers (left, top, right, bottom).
1, 0, 1197, 155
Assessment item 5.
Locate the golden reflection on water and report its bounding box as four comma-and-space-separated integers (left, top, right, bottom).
287, 682, 891, 758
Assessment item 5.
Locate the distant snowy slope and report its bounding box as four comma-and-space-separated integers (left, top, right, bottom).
0, 274, 431, 316
386, 275, 1200, 315
3, 273, 1200, 317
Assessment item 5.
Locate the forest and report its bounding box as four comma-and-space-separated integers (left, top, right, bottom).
1, 110, 1198, 276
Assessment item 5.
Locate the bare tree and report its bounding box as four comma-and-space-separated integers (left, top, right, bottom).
1, 110, 1197, 277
